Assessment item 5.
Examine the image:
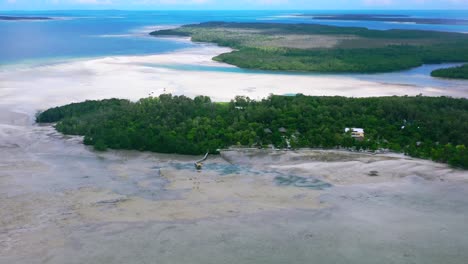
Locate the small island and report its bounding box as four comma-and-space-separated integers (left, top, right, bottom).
300, 14, 468, 25
0, 15, 52, 21
37, 94, 468, 169
150, 22, 468, 74
431, 64, 468, 80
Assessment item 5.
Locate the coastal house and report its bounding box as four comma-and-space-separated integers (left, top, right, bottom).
345, 128, 365, 140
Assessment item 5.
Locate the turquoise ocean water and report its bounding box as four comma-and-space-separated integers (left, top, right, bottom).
2, 10, 468, 64
1, 10, 468, 87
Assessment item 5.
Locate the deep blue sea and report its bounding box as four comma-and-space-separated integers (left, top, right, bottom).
1, 10, 468, 65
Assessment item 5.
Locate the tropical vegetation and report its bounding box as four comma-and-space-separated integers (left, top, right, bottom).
431, 64, 468, 79
151, 22, 468, 73
37, 94, 468, 169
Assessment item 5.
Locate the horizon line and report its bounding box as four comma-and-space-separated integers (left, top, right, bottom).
2, 9, 468, 12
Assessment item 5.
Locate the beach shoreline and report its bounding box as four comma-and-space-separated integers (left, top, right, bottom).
2, 44, 468, 120
1, 34, 468, 264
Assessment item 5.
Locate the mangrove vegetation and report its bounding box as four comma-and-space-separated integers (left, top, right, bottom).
431, 64, 468, 80
37, 94, 468, 169
150, 22, 468, 73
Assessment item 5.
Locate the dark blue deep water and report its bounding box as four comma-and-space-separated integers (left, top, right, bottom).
1, 10, 468, 65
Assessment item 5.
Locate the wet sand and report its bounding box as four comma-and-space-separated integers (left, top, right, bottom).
1, 46, 468, 263
2, 45, 468, 118
1, 118, 468, 264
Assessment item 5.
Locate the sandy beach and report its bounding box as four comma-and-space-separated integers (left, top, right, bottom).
2, 44, 468, 118
1, 44, 468, 264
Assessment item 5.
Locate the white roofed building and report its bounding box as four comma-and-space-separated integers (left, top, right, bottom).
345, 128, 365, 140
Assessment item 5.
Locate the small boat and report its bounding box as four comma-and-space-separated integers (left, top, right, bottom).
194, 152, 209, 170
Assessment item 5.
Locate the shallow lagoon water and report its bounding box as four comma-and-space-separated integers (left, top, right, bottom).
141, 61, 468, 90
3, 10, 468, 90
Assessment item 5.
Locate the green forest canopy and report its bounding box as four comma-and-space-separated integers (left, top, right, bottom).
37, 94, 468, 169
431, 64, 468, 80
150, 22, 468, 76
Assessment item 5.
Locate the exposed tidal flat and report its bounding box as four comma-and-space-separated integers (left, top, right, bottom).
1, 72, 468, 264
1, 45, 468, 113
1, 25, 468, 263
1, 117, 468, 263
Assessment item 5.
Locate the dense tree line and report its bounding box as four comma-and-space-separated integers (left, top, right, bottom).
37, 94, 468, 169
151, 22, 468, 42
151, 22, 468, 73
213, 45, 468, 73
431, 64, 468, 80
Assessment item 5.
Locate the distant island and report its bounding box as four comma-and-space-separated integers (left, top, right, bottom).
431, 64, 468, 80
37, 94, 468, 169
299, 14, 468, 25
150, 22, 468, 78
0, 15, 52, 21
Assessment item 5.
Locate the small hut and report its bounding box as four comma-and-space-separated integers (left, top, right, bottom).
345, 128, 365, 140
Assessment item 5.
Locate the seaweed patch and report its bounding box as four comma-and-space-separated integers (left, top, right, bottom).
275, 175, 332, 190
170, 162, 258, 176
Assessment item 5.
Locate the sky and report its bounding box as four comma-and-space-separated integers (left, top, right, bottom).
1, 0, 468, 10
